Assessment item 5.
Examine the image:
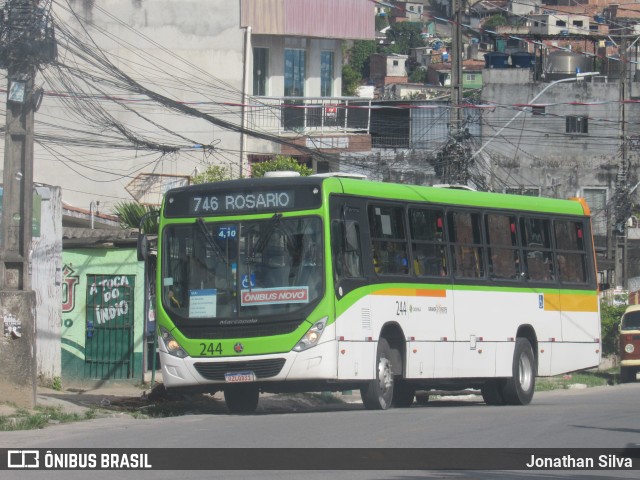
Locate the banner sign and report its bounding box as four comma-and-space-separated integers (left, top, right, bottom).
2, 448, 638, 470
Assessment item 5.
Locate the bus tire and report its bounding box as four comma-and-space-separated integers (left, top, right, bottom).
481, 379, 506, 405
360, 338, 394, 410
392, 380, 415, 408
501, 338, 536, 406
224, 384, 259, 414
620, 366, 636, 383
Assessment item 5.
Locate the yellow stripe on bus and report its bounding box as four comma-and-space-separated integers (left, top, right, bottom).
372, 288, 447, 297
544, 293, 599, 312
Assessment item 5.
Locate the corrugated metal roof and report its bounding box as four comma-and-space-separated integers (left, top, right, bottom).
241, 0, 374, 40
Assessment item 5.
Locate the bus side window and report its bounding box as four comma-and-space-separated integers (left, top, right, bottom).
486, 214, 520, 280
521, 217, 554, 283
554, 220, 587, 283
449, 211, 484, 278
409, 208, 447, 278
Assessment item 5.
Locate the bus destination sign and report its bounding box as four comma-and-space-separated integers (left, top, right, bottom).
189, 191, 295, 214
163, 181, 323, 217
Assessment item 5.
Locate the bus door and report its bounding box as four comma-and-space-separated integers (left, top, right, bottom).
330, 196, 374, 380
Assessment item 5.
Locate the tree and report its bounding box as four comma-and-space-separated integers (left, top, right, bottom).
191, 164, 232, 184
482, 15, 508, 30
251, 155, 313, 178
342, 64, 362, 96
409, 67, 427, 83
600, 300, 626, 356
346, 40, 377, 80
113, 201, 159, 233
384, 22, 423, 55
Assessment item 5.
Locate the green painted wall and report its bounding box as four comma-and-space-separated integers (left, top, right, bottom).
61, 248, 145, 385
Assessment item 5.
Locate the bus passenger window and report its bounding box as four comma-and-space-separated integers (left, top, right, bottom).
449, 211, 484, 279
410, 208, 447, 278
485, 214, 520, 280
554, 220, 588, 284
521, 217, 554, 283
369, 204, 409, 276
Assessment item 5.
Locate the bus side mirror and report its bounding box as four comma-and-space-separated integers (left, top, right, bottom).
138, 234, 149, 261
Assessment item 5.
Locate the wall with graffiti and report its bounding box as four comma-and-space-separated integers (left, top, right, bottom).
62, 248, 144, 385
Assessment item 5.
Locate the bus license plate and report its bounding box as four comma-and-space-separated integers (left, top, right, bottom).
224, 371, 256, 383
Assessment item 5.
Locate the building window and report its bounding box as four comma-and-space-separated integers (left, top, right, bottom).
253, 47, 268, 96
465, 74, 476, 81
556, 20, 567, 27
284, 49, 306, 97
566, 115, 588, 134
321, 51, 334, 97
531, 106, 545, 116
393, 60, 399, 66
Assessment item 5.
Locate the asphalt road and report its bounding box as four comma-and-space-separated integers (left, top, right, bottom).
1, 384, 639, 479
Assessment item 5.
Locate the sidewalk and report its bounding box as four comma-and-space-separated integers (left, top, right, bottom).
0, 372, 161, 418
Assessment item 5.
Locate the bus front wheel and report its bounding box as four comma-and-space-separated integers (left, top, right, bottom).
224, 384, 260, 414
361, 338, 394, 410
501, 338, 536, 405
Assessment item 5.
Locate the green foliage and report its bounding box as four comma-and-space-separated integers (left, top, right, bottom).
409, 67, 427, 83
482, 15, 508, 30
375, 14, 389, 32
251, 155, 312, 178
384, 22, 423, 55
191, 164, 233, 184
112, 201, 159, 234
52, 376, 62, 392
342, 64, 362, 96
600, 300, 626, 355
348, 40, 377, 78
0, 407, 83, 431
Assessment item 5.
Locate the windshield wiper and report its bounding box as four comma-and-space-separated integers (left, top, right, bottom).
247, 213, 283, 263
196, 218, 228, 265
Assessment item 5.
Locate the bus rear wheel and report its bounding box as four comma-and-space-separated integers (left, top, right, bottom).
224, 384, 260, 414
361, 338, 394, 410
501, 338, 536, 405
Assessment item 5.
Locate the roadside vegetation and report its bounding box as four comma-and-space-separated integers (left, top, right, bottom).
0, 406, 97, 432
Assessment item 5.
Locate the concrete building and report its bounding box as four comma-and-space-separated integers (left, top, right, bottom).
480, 68, 640, 285
12, 0, 374, 213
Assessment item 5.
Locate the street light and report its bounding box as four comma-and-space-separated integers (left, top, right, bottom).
471, 72, 601, 160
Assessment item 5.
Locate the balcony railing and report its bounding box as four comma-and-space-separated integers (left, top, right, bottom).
246, 96, 371, 135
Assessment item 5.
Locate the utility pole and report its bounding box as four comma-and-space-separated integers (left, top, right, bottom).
444, 0, 470, 186
0, 0, 55, 408
613, 34, 632, 289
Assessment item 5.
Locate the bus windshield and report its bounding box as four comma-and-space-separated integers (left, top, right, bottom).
162, 215, 323, 319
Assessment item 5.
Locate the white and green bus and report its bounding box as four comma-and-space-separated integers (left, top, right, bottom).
147, 174, 601, 413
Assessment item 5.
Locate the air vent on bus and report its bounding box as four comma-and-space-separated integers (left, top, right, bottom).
311, 172, 368, 180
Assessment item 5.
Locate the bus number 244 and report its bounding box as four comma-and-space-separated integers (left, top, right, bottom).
396, 301, 407, 316
200, 342, 223, 356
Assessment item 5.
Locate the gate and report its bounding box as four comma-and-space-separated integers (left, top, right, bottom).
85, 274, 135, 379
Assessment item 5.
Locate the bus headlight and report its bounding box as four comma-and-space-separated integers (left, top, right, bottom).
160, 327, 188, 358
625, 343, 635, 354
293, 317, 328, 352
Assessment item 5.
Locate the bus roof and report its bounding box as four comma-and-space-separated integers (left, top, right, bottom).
334, 178, 588, 217
163, 176, 589, 217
